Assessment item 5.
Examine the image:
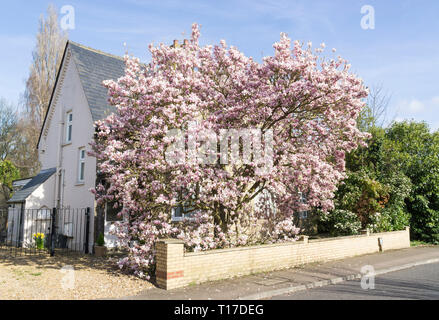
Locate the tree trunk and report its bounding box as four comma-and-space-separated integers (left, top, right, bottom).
213, 202, 228, 234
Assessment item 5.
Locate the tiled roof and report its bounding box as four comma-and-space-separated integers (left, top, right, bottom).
7, 168, 57, 203
68, 41, 126, 122
36, 41, 127, 148
12, 178, 33, 192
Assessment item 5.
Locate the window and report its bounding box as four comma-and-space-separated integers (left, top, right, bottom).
171, 187, 199, 222
106, 201, 123, 222
172, 205, 186, 221
299, 211, 308, 219
298, 192, 309, 219
66, 112, 73, 143
78, 148, 85, 183
172, 205, 194, 222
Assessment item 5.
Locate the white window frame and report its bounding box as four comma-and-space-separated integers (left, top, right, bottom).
105, 201, 123, 222
78, 148, 86, 183
66, 112, 73, 143
299, 210, 308, 219
171, 206, 185, 222
298, 192, 309, 219
171, 186, 200, 222
171, 206, 197, 222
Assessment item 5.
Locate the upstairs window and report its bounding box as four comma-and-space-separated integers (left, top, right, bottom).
66, 112, 73, 143
78, 148, 85, 183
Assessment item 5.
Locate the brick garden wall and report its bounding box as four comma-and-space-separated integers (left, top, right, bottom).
155, 227, 410, 289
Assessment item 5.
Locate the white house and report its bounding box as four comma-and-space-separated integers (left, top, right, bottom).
7, 41, 127, 250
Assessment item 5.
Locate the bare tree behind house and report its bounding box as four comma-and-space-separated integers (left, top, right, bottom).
18, 4, 68, 176
358, 84, 392, 131
0, 98, 37, 178
0, 98, 19, 162
367, 84, 391, 127
24, 4, 67, 126
11, 116, 40, 177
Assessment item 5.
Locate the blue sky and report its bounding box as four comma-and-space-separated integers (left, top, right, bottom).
1, 0, 438, 129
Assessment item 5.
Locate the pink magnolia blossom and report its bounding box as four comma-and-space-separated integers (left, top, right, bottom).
91, 24, 369, 278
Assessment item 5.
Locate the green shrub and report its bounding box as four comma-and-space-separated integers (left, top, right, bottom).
318, 209, 362, 236
384, 121, 439, 243
96, 233, 105, 246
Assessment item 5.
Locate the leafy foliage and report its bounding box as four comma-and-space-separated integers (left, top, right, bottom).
318, 209, 362, 236
320, 115, 438, 243
0, 160, 20, 190
384, 121, 439, 243
0, 160, 20, 207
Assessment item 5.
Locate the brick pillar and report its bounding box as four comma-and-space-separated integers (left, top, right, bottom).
155, 239, 185, 290
360, 229, 370, 236
299, 235, 309, 244
405, 226, 411, 247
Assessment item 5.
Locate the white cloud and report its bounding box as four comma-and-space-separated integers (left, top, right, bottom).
408, 99, 425, 112
394, 96, 439, 130
399, 98, 425, 113
398, 96, 439, 114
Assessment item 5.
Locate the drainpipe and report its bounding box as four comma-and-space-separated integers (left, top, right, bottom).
61, 169, 65, 208
55, 108, 65, 209
18, 201, 25, 246
57, 170, 63, 209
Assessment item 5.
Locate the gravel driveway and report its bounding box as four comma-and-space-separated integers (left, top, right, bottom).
0, 252, 154, 300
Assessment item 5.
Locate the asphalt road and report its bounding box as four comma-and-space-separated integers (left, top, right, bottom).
271, 261, 439, 300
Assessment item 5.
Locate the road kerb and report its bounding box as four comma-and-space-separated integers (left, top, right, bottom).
238, 258, 439, 300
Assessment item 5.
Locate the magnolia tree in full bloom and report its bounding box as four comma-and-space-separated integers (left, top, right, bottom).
91, 24, 369, 278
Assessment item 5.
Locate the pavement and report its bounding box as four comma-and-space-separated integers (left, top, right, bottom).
122, 245, 439, 300
271, 261, 439, 300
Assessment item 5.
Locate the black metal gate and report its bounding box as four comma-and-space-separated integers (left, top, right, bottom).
0, 207, 90, 257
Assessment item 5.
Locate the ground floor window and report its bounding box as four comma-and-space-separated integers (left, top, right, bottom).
105, 201, 123, 222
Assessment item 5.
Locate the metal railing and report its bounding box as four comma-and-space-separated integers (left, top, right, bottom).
0, 207, 90, 257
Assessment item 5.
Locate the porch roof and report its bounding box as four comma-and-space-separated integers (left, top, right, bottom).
7, 168, 57, 203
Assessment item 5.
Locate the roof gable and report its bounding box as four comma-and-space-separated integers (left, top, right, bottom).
37, 41, 126, 148
68, 42, 126, 122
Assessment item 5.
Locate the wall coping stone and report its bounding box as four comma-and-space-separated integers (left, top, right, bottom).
158, 239, 185, 244
184, 228, 410, 257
